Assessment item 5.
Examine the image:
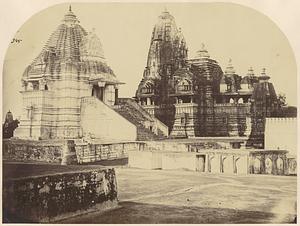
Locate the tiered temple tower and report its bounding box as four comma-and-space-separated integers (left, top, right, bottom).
135, 10, 188, 131
247, 68, 279, 148
15, 7, 122, 139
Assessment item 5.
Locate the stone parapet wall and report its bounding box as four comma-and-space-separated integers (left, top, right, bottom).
3, 168, 118, 223
249, 150, 289, 175
143, 141, 188, 152
287, 157, 297, 175
75, 142, 143, 163
2, 139, 144, 164
3, 139, 63, 163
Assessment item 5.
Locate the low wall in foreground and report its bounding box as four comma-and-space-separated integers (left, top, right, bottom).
3, 168, 118, 223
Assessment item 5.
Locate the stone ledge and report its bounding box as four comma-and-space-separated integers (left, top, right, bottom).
3, 164, 118, 223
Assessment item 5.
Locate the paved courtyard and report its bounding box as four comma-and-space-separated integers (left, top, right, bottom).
61, 167, 297, 224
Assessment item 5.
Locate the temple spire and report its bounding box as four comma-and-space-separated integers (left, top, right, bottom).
63, 5, 78, 26
195, 43, 210, 59
247, 66, 255, 77
225, 58, 235, 74
259, 67, 270, 82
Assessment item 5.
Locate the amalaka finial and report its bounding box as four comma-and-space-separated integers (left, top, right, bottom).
228, 58, 232, 63
163, 6, 168, 12
262, 68, 266, 74
201, 43, 205, 50
248, 67, 254, 76
69, 5, 72, 12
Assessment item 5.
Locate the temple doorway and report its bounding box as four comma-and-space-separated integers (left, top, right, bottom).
92, 84, 104, 101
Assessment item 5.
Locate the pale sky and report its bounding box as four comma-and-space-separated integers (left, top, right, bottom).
2, 2, 297, 120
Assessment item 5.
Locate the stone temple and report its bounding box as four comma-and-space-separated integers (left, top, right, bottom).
135, 10, 285, 147
14, 7, 295, 149
15, 7, 137, 141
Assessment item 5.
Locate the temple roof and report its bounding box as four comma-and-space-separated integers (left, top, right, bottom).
195, 43, 210, 59
22, 6, 116, 81
258, 68, 270, 81
63, 5, 79, 25
142, 10, 188, 79
220, 75, 227, 84
80, 29, 105, 62
224, 59, 235, 75
151, 10, 179, 42
173, 67, 193, 78
187, 45, 222, 82
252, 82, 277, 100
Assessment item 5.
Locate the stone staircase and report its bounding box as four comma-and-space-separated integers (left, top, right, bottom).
113, 98, 167, 141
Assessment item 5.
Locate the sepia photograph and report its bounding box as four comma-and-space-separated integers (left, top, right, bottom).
1, 1, 298, 224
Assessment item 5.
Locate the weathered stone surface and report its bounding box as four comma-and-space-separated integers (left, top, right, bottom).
61, 140, 78, 165
2, 139, 141, 164
3, 167, 118, 223
3, 139, 63, 163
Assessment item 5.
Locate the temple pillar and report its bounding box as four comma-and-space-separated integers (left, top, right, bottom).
114, 88, 118, 105
205, 154, 209, 172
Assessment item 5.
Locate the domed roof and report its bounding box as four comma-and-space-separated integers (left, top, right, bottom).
241, 76, 250, 84
30, 7, 87, 66
220, 75, 227, 84
22, 7, 115, 79
241, 67, 255, 84
195, 43, 210, 59
224, 59, 235, 75
63, 5, 79, 25
80, 29, 105, 62
173, 67, 193, 78
258, 68, 270, 81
